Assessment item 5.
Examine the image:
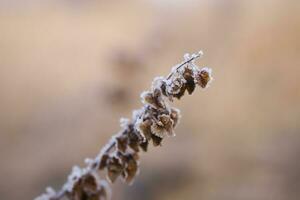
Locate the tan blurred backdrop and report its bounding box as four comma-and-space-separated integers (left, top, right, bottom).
0, 0, 300, 200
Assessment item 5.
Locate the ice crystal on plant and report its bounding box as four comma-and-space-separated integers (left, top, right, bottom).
35, 187, 56, 200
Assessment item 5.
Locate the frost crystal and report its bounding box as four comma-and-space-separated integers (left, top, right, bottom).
120, 118, 130, 129
34, 187, 56, 200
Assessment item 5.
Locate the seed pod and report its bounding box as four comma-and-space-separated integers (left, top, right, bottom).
106, 157, 123, 183
121, 153, 139, 184
141, 89, 165, 109
116, 135, 128, 153
151, 114, 175, 138
127, 131, 140, 152
81, 174, 98, 194
172, 84, 186, 99
183, 68, 196, 94
69, 173, 109, 200
151, 134, 163, 146
99, 154, 109, 170
136, 119, 153, 141
196, 68, 212, 88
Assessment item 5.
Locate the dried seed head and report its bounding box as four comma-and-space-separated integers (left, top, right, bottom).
151, 114, 175, 138
136, 118, 152, 141
160, 80, 168, 96
172, 85, 186, 99
116, 135, 128, 153
151, 122, 165, 138
141, 91, 154, 105
36, 51, 212, 200
62, 168, 110, 200
167, 76, 185, 95
120, 153, 139, 184
183, 68, 196, 94
160, 114, 175, 137
99, 154, 109, 170
196, 67, 212, 88
151, 134, 163, 146
79, 173, 98, 194
127, 130, 140, 152
141, 88, 165, 109
106, 156, 124, 183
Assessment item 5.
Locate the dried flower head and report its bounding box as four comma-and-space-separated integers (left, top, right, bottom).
196, 67, 213, 88
35, 51, 212, 200
106, 156, 124, 183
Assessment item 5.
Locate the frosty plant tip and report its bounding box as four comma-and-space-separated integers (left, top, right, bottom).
36, 51, 213, 200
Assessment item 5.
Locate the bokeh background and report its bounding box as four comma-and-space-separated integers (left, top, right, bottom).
1, 0, 300, 199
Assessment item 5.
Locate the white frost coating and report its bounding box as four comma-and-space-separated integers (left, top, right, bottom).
120, 118, 130, 129
140, 91, 150, 104
132, 108, 143, 121
197, 50, 204, 57
34, 187, 56, 200
99, 136, 117, 156
184, 50, 203, 62
183, 53, 190, 61
166, 73, 186, 95
84, 158, 94, 167
170, 64, 180, 74
63, 166, 84, 192
151, 76, 165, 90
201, 67, 212, 75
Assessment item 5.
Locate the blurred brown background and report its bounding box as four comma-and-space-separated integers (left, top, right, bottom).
0, 0, 300, 199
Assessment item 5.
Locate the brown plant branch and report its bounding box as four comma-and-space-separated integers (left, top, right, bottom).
35, 51, 213, 200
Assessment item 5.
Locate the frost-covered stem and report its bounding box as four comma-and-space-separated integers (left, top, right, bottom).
36, 51, 212, 200
166, 51, 203, 79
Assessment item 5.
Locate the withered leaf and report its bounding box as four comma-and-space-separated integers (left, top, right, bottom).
81, 174, 98, 193
142, 89, 165, 109
99, 154, 109, 170
160, 81, 168, 96
116, 135, 128, 153
158, 114, 173, 135
127, 129, 141, 152
142, 92, 155, 105
139, 140, 149, 152
121, 154, 139, 184
151, 122, 165, 138
151, 134, 163, 146
185, 76, 195, 94
197, 70, 210, 88
172, 85, 186, 99
107, 157, 123, 183
137, 119, 153, 141
71, 178, 82, 198
70, 173, 101, 200
183, 68, 196, 94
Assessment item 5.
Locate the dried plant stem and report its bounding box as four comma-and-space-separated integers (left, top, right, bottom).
36, 51, 212, 200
